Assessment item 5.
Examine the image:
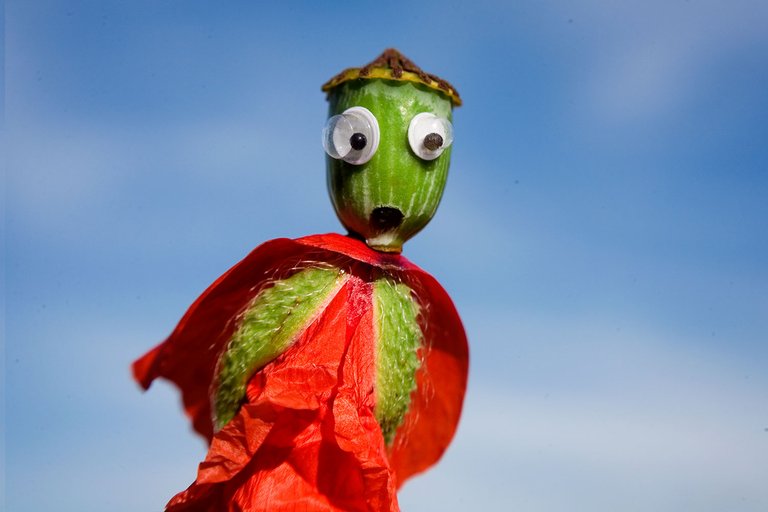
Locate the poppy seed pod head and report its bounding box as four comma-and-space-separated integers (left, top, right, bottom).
322, 49, 460, 253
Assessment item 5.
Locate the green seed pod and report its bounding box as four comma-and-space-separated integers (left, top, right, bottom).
322, 49, 461, 253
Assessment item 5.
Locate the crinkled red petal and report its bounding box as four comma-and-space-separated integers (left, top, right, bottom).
166, 273, 398, 511
133, 233, 469, 505
132, 238, 316, 441
296, 235, 469, 484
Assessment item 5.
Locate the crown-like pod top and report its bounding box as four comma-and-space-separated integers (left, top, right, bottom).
322, 49, 460, 253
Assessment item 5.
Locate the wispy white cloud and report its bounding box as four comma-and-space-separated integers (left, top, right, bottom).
570, 0, 768, 123
7, 125, 125, 229
6, 111, 330, 240
401, 313, 768, 511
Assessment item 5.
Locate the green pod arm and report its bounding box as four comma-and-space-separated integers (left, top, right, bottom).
212, 266, 347, 428
373, 275, 422, 444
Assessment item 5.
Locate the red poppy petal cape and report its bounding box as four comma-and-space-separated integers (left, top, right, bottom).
133, 233, 469, 510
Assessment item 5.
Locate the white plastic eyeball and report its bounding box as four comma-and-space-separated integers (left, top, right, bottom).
407, 112, 453, 161
322, 106, 380, 165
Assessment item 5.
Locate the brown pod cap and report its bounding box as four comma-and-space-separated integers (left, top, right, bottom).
322, 48, 462, 107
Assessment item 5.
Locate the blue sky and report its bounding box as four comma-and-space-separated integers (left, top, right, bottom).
5, 1, 768, 511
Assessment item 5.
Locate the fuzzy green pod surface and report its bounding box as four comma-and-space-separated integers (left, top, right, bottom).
373, 275, 422, 444
212, 266, 346, 428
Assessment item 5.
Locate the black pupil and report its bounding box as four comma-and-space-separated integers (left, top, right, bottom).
423, 133, 444, 151
350, 132, 367, 151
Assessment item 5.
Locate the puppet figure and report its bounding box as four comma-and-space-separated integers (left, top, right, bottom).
133, 49, 468, 512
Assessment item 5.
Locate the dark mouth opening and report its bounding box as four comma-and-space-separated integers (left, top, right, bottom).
370, 206, 404, 231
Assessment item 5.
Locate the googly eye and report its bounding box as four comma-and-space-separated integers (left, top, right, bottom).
322, 106, 380, 165
407, 113, 453, 161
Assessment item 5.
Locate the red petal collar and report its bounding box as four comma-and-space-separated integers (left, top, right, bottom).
134, 233, 468, 492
